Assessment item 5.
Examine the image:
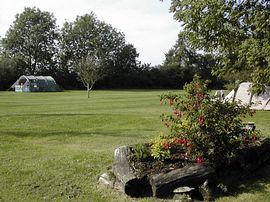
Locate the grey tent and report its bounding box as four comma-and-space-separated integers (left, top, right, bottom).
11, 75, 61, 92
225, 82, 270, 110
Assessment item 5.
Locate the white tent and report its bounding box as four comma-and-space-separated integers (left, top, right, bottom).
225, 82, 270, 110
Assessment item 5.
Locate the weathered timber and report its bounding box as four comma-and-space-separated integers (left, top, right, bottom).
112, 146, 152, 196
149, 164, 215, 197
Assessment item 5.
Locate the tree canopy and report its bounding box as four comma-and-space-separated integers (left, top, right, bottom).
162, 32, 222, 88
59, 13, 126, 73
1, 7, 59, 76
0, 5, 227, 90
170, 0, 270, 93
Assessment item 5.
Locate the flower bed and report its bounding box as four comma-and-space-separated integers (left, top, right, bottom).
99, 138, 270, 200
98, 76, 269, 201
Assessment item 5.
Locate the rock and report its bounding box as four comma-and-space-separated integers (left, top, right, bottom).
198, 180, 214, 202
98, 173, 114, 188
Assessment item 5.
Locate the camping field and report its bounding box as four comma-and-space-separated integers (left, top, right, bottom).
0, 90, 270, 202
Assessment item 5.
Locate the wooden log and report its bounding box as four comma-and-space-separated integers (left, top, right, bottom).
149, 164, 215, 197
112, 146, 152, 196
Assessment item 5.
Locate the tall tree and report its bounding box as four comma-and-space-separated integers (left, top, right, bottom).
58, 13, 126, 87
161, 33, 201, 87
1, 7, 59, 75
101, 43, 139, 87
170, 0, 270, 93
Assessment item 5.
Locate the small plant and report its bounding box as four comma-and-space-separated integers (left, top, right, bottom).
154, 75, 260, 163
151, 135, 171, 161
151, 135, 190, 161
129, 143, 152, 161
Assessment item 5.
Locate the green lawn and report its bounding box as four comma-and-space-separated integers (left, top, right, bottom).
0, 90, 270, 202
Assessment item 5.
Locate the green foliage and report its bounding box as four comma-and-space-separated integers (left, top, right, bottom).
58, 13, 144, 89
1, 7, 59, 75
129, 143, 152, 161
170, 0, 270, 93
76, 54, 106, 98
161, 32, 222, 88
151, 135, 171, 161
158, 76, 260, 163
59, 13, 126, 75
0, 55, 18, 90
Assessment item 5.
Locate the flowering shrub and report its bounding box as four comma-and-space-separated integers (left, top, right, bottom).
151, 135, 171, 161
152, 76, 260, 163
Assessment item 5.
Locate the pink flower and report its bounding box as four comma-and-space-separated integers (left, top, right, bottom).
196, 156, 204, 164
197, 115, 205, 125
174, 110, 182, 118
162, 140, 170, 150
251, 134, 258, 141
173, 138, 183, 145
169, 98, 174, 106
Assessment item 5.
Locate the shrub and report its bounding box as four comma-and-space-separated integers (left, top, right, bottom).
151, 135, 171, 161
153, 75, 259, 163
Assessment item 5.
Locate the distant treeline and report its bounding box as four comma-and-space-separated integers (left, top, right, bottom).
0, 7, 224, 91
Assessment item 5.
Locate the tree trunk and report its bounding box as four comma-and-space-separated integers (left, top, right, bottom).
232, 80, 240, 102
87, 83, 90, 98
248, 92, 254, 106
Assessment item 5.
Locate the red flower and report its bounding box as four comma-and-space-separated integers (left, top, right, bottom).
182, 138, 188, 145
196, 156, 204, 164
169, 98, 174, 106
251, 134, 258, 141
186, 142, 192, 148
162, 140, 170, 150
196, 92, 204, 101
173, 138, 183, 145
174, 110, 182, 118
197, 115, 205, 125
173, 138, 192, 148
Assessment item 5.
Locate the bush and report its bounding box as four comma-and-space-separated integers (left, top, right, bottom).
152, 76, 259, 163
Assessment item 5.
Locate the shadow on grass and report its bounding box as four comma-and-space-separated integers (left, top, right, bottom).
215, 162, 270, 199
1, 113, 113, 118
1, 129, 151, 139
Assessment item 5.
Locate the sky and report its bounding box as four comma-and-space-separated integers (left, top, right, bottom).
0, 0, 180, 66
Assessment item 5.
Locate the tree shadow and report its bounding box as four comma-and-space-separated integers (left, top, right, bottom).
1, 129, 152, 139
214, 162, 270, 199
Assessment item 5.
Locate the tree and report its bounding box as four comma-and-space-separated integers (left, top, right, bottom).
58, 13, 126, 87
0, 55, 18, 90
170, 0, 270, 93
76, 54, 105, 98
101, 43, 140, 88
161, 32, 222, 88
1, 7, 59, 76
161, 33, 198, 87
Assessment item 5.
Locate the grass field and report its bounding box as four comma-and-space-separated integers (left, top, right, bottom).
0, 90, 270, 202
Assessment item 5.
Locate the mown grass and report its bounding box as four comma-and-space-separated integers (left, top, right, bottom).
0, 90, 269, 202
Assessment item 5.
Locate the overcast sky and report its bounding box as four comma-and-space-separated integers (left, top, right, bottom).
0, 0, 180, 66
